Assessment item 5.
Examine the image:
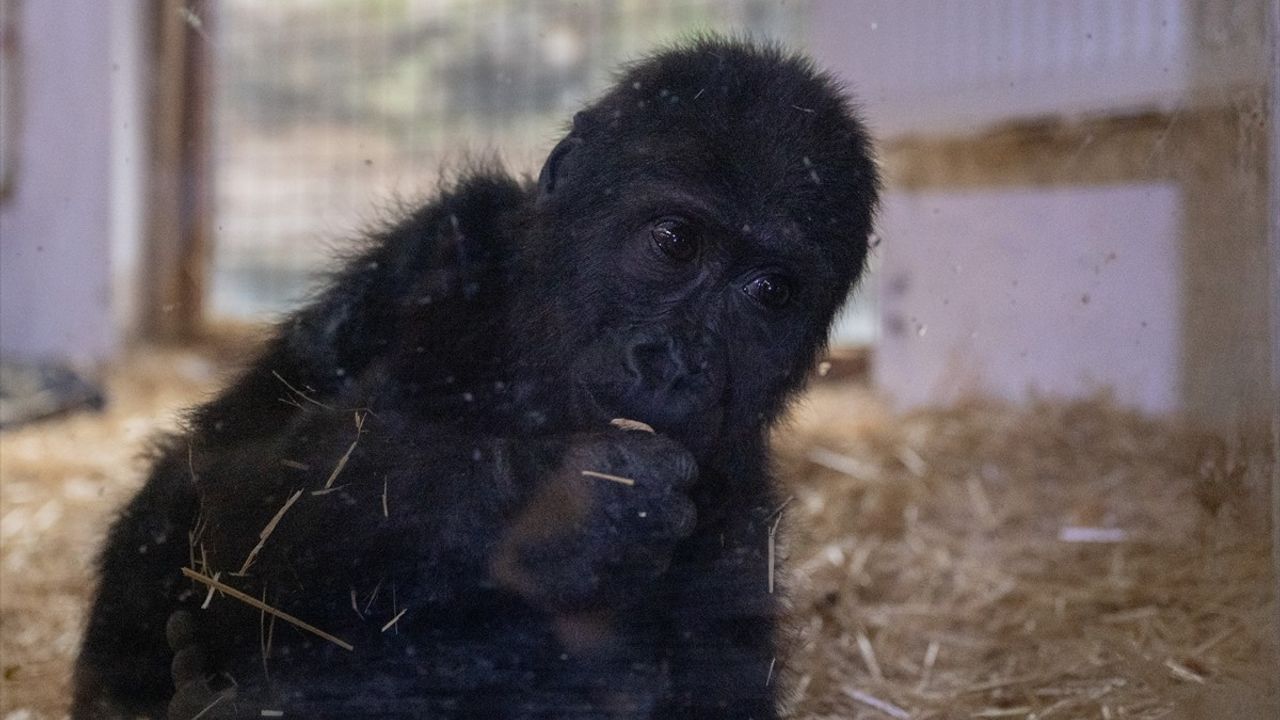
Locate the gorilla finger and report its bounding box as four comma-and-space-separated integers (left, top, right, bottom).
665, 450, 699, 490
611, 435, 698, 488
638, 448, 698, 492
168, 683, 236, 720
657, 494, 697, 538
166, 610, 199, 651
171, 645, 209, 684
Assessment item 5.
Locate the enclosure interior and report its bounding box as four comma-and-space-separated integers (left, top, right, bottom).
0, 1, 1277, 718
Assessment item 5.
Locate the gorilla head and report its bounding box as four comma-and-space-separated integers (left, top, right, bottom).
518, 39, 879, 456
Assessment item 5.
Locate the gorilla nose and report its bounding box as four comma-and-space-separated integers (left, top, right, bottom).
624, 333, 706, 387
598, 330, 722, 433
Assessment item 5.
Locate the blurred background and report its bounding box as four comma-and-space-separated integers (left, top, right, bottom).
1, 1, 1277, 718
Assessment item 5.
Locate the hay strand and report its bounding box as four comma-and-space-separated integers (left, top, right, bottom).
609, 418, 655, 433
189, 692, 230, 720
581, 470, 636, 486
180, 567, 354, 651
381, 608, 407, 633
842, 687, 910, 719
237, 489, 304, 575
322, 411, 367, 490
271, 370, 334, 411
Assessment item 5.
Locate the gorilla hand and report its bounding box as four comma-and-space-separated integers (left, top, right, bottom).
491, 430, 698, 613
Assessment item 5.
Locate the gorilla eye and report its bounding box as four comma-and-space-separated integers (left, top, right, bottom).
650, 219, 699, 262
744, 274, 793, 309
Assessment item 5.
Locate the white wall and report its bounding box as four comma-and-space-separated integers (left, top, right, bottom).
0, 1, 143, 364
810, 1, 1273, 426
874, 185, 1183, 413
811, 0, 1269, 138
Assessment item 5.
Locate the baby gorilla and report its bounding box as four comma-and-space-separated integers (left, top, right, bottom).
72, 38, 878, 719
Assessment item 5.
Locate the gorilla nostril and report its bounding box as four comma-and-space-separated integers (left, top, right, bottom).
625, 334, 698, 386
624, 338, 670, 380
622, 332, 718, 388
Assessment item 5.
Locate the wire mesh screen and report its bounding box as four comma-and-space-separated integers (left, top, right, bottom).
210, 0, 811, 320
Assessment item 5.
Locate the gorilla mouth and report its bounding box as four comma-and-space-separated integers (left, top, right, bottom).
575, 374, 727, 450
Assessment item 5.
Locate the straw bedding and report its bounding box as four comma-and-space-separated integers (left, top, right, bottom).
1, 347, 1274, 718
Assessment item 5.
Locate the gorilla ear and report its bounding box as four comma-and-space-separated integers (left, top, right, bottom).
537, 134, 584, 198
538, 111, 591, 199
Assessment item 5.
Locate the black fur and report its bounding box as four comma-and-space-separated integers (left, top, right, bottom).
72, 38, 878, 719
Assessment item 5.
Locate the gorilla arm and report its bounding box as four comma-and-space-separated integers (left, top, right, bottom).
181, 403, 698, 691
78, 174, 528, 719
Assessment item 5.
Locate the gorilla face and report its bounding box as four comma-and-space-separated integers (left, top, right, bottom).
563, 205, 832, 455
565, 211, 735, 446
542, 175, 865, 460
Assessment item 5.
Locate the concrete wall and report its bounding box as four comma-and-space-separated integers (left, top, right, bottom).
0, 1, 143, 364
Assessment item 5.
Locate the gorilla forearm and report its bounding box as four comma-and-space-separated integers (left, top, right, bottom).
193, 407, 702, 617
80, 407, 698, 716
187, 449, 774, 720
192, 413, 515, 589
170, 410, 712, 715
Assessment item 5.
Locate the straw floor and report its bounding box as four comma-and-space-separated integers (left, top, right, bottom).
1, 346, 1274, 719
